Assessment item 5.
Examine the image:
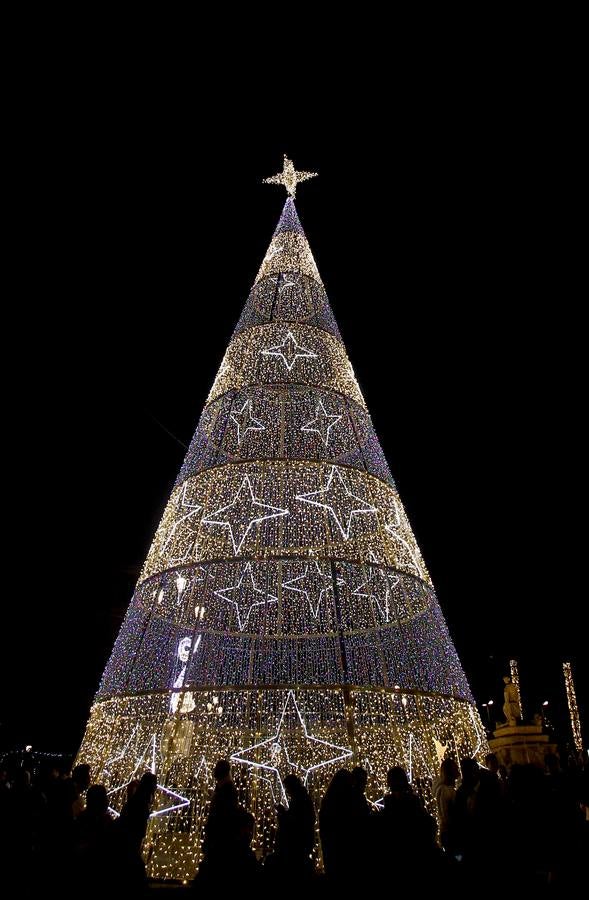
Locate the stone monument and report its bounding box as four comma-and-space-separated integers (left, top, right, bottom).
489, 674, 557, 768
501, 675, 522, 727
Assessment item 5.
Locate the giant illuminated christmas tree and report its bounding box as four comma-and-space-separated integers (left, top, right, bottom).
78, 157, 485, 880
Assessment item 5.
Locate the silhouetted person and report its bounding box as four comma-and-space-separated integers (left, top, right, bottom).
75, 783, 114, 849
45, 762, 90, 839
382, 766, 433, 872
543, 751, 585, 883
506, 764, 550, 886
199, 759, 242, 883
231, 809, 261, 886
266, 774, 315, 880
434, 758, 460, 856
484, 752, 499, 775
349, 765, 375, 872
73, 784, 115, 892
350, 766, 371, 816
3, 767, 46, 894
71, 764, 91, 817
124, 778, 140, 805
37, 762, 88, 894
319, 769, 354, 882
484, 752, 508, 798
454, 757, 481, 865
419, 802, 461, 889
116, 771, 156, 854
113, 770, 157, 894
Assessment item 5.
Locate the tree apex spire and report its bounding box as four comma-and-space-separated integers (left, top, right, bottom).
272, 196, 305, 237
262, 154, 318, 198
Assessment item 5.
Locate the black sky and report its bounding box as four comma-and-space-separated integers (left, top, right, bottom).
2, 49, 586, 754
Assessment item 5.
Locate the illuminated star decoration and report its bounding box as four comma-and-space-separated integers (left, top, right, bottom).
278, 275, 296, 292
366, 548, 383, 564
296, 465, 378, 540
230, 690, 352, 805
103, 724, 141, 777
230, 400, 265, 446
162, 482, 202, 564
384, 500, 424, 578
270, 272, 297, 294
202, 474, 290, 554
261, 330, 317, 372
301, 399, 343, 448
352, 570, 400, 623
193, 755, 212, 786
105, 734, 190, 819
214, 562, 278, 631
282, 560, 346, 619
270, 273, 298, 294
262, 154, 318, 198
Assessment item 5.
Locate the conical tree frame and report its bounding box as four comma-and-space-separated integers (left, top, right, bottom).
78, 198, 485, 880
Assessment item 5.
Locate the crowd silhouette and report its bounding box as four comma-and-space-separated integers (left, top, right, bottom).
1, 748, 587, 895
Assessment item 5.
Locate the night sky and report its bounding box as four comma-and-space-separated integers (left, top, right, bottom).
3, 62, 586, 755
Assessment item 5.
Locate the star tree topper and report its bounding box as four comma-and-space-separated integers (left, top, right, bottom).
263, 154, 318, 198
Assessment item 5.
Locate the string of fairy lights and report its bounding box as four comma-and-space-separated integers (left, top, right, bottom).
563, 661, 583, 752
77, 181, 485, 880
509, 659, 523, 720
234, 272, 342, 340
206, 322, 366, 408
99, 559, 469, 699
141, 462, 428, 583
79, 686, 483, 881
176, 386, 394, 488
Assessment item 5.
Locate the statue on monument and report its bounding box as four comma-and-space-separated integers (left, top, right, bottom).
501, 675, 521, 727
